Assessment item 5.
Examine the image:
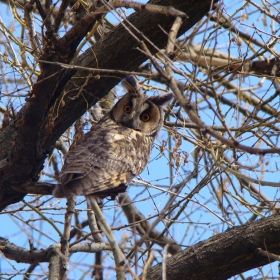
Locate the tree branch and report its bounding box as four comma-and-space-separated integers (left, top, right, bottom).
144, 214, 280, 280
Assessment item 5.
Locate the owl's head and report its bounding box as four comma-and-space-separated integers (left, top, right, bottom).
111, 76, 173, 136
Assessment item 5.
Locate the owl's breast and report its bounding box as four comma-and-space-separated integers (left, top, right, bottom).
96, 125, 153, 175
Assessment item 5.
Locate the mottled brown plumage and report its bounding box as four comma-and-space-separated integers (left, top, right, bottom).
53, 76, 172, 198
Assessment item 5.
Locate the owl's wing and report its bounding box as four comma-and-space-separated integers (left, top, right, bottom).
54, 130, 137, 197
59, 145, 98, 185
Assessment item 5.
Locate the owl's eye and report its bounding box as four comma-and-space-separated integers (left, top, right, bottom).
141, 113, 150, 122
123, 105, 132, 113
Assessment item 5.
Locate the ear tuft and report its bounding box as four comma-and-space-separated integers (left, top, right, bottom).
149, 93, 173, 106
121, 76, 139, 92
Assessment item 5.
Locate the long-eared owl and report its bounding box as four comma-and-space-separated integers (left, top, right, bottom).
53, 76, 173, 198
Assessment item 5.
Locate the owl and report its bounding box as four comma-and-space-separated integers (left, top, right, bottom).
53, 76, 173, 198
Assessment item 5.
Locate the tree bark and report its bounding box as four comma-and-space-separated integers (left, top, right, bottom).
144, 214, 280, 280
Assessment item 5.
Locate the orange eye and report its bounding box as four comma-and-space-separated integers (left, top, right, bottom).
141, 113, 150, 122
123, 105, 132, 113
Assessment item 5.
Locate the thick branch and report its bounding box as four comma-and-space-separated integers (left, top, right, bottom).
144, 214, 280, 280
0, 237, 111, 263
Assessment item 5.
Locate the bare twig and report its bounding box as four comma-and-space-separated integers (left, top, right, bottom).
87, 196, 126, 280
119, 193, 181, 255
86, 200, 103, 243
60, 197, 75, 279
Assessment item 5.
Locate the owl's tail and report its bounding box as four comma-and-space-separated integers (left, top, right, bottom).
52, 184, 66, 198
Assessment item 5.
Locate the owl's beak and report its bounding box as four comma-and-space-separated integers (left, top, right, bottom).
126, 111, 135, 121
122, 112, 139, 130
